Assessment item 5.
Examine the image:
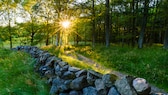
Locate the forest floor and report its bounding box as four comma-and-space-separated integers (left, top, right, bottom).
64, 50, 167, 94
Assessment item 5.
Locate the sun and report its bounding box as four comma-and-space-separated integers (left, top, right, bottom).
61, 20, 70, 29
16, 17, 24, 23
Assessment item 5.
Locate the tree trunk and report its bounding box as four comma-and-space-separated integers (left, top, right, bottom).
105, 0, 110, 47
56, 32, 60, 46
30, 22, 35, 46
84, 28, 86, 45
55, 1, 61, 46
7, 5, 12, 49
9, 31, 12, 49
138, 0, 149, 48
46, 34, 49, 46
30, 32, 35, 46
132, 0, 136, 47
92, 0, 95, 47
163, 30, 168, 48
46, 12, 50, 46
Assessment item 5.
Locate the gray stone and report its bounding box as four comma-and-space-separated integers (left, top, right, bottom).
88, 70, 103, 78
64, 79, 72, 89
69, 90, 82, 95
97, 89, 108, 95
50, 85, 58, 95
133, 78, 151, 95
24, 46, 31, 53
95, 79, 105, 91
87, 70, 102, 85
62, 71, 76, 80
32, 46, 39, 52
51, 77, 69, 93
75, 70, 87, 77
45, 56, 57, 67
59, 84, 69, 92
108, 86, 120, 95
102, 74, 117, 88
52, 77, 64, 86
68, 66, 81, 72
35, 50, 44, 58
70, 75, 88, 90
30, 50, 38, 58
38, 52, 51, 64
54, 65, 62, 76
46, 77, 53, 84
115, 76, 137, 95
83, 86, 98, 95
54, 61, 58, 68
59, 93, 69, 95
44, 69, 55, 78
15, 46, 21, 50
151, 93, 168, 95
60, 65, 69, 72
39, 66, 51, 76
58, 61, 68, 67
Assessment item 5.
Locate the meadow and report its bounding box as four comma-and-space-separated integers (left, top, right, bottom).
0, 48, 49, 95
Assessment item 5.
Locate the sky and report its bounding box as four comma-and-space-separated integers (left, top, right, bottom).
0, 4, 30, 27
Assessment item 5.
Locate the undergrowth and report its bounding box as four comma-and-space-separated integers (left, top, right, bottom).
0, 48, 49, 95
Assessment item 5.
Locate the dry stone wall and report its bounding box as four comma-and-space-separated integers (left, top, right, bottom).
12, 46, 166, 95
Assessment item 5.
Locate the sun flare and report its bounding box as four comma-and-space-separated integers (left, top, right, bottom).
61, 20, 70, 29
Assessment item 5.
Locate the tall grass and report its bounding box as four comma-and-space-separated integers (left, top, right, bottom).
75, 45, 168, 91
0, 48, 49, 95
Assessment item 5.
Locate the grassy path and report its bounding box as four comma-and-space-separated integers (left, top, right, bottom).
64, 50, 126, 78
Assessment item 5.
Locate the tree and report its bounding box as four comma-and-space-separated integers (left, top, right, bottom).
161, 0, 168, 48
131, 0, 136, 47
138, 0, 149, 48
0, 0, 19, 48
92, 0, 95, 47
53, 0, 73, 46
105, 0, 110, 47
32, 0, 57, 46
21, 0, 38, 45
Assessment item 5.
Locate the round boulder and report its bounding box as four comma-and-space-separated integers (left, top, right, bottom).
133, 78, 151, 95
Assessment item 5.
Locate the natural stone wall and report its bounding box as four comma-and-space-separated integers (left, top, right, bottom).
12, 46, 166, 95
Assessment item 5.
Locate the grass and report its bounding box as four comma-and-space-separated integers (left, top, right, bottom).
0, 48, 49, 95
74, 45, 168, 92
41, 45, 112, 74
4, 44, 167, 94
41, 44, 168, 92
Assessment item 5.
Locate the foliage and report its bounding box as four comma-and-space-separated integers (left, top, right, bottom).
0, 48, 49, 95
74, 45, 168, 91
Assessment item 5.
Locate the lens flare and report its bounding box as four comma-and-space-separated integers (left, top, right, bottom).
61, 20, 70, 29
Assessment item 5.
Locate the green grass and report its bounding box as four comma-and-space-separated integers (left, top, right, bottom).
0, 48, 49, 95
41, 45, 112, 74
42, 45, 168, 92
74, 45, 168, 92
